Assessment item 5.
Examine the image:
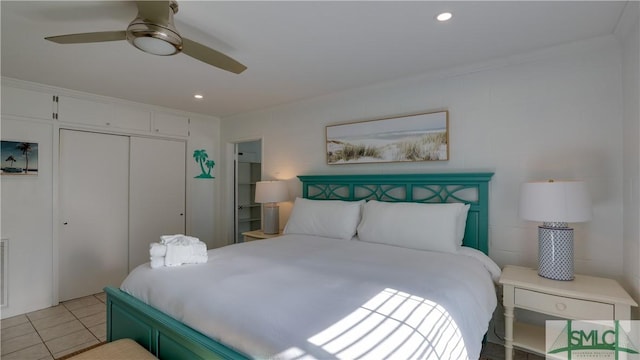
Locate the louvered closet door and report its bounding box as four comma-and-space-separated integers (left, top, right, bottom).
59, 130, 129, 301
129, 137, 186, 271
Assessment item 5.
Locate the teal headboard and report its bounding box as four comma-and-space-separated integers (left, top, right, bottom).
297, 173, 494, 254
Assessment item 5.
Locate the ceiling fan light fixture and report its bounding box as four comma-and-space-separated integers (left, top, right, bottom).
126, 18, 182, 56
436, 12, 453, 22
132, 36, 179, 56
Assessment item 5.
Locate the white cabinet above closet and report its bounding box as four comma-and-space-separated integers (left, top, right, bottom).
57, 96, 151, 132
1, 86, 54, 120
153, 112, 189, 137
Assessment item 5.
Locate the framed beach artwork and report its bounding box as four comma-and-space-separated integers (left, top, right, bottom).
1, 140, 38, 175
326, 110, 449, 165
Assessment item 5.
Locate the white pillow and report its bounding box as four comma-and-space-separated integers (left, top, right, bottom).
284, 198, 364, 240
356, 200, 470, 254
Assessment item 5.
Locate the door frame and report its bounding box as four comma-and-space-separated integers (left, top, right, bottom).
225, 138, 263, 245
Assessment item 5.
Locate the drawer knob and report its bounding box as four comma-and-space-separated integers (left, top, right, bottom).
556, 302, 567, 311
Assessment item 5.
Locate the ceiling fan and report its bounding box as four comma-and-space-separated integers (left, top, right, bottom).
44, 1, 246, 74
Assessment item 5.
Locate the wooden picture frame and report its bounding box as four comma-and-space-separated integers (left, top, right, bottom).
326, 110, 449, 165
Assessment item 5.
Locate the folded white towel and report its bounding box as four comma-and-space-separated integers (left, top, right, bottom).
150, 256, 165, 269
165, 244, 189, 267
165, 244, 208, 266
160, 234, 200, 245
152, 234, 208, 268
187, 255, 208, 264
149, 243, 167, 257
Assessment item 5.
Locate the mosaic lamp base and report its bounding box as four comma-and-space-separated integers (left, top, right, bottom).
263, 203, 280, 234
538, 222, 574, 281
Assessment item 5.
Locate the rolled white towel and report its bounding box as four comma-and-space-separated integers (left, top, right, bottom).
149, 243, 167, 257
150, 256, 165, 269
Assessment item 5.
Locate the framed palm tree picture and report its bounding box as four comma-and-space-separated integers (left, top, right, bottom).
1, 140, 38, 175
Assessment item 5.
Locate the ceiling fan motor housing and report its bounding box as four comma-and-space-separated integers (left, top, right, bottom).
126, 1, 182, 56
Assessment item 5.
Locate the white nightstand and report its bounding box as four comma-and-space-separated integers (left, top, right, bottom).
242, 229, 282, 242
499, 265, 637, 360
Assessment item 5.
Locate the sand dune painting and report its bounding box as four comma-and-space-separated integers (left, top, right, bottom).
326, 110, 449, 164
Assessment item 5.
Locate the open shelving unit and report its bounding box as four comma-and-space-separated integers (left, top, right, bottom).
236, 162, 261, 242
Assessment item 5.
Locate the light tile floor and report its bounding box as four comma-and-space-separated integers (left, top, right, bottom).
1, 292, 544, 360
1, 293, 106, 360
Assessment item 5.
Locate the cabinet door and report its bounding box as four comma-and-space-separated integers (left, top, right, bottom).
129, 137, 186, 270
57, 95, 111, 126
1, 86, 54, 120
153, 112, 189, 137
59, 130, 130, 301
57, 96, 151, 132
111, 106, 151, 132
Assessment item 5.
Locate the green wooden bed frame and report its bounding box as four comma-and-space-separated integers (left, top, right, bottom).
106, 172, 494, 359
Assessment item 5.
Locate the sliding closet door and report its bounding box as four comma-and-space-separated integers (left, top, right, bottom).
59, 130, 129, 301
129, 137, 186, 270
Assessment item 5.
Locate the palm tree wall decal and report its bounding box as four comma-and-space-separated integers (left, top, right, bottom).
16, 142, 32, 173
205, 160, 215, 177
193, 149, 215, 179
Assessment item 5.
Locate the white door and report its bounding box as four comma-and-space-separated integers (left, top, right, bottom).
129, 137, 186, 270
59, 130, 129, 301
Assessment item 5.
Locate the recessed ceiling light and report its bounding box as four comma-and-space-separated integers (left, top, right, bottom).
436, 12, 452, 22
194, 94, 204, 99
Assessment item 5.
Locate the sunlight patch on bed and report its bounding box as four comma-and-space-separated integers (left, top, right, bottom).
275, 346, 318, 360
307, 288, 467, 359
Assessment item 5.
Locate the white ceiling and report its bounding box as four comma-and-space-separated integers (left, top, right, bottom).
1, 1, 628, 118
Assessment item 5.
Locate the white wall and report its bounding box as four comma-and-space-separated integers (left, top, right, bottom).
620, 2, 640, 312
1, 117, 54, 317
1, 79, 221, 317
222, 35, 625, 279
187, 116, 224, 249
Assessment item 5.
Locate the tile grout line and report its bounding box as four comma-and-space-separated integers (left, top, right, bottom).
23, 313, 49, 358
52, 294, 104, 358
2, 293, 105, 359
48, 294, 103, 359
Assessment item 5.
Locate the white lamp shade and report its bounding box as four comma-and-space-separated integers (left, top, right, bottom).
519, 180, 592, 223
255, 181, 288, 204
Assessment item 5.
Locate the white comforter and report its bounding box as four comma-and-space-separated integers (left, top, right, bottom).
121, 234, 497, 360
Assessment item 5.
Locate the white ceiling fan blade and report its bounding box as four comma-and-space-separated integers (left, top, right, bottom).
45, 31, 127, 44
182, 37, 247, 74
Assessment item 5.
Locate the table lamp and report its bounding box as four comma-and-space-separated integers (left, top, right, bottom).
519, 180, 592, 281
255, 181, 289, 234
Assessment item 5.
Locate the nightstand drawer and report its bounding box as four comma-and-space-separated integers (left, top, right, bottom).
514, 288, 613, 319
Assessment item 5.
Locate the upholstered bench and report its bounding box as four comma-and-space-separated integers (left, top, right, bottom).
66, 339, 157, 360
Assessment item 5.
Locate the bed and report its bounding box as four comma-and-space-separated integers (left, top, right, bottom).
105, 172, 496, 359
